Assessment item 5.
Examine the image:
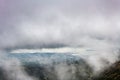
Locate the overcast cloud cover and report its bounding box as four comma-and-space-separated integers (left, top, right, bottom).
0, 0, 120, 50
0, 0, 120, 79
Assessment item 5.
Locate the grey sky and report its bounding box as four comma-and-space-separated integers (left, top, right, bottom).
0, 0, 120, 50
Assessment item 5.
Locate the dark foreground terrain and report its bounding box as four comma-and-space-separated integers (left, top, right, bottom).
23, 59, 93, 80
0, 53, 119, 80
24, 60, 120, 80
94, 61, 120, 80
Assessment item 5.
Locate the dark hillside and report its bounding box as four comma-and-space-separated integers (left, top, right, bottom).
94, 61, 120, 80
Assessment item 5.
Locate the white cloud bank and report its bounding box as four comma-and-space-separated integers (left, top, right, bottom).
10, 47, 86, 54
0, 0, 120, 50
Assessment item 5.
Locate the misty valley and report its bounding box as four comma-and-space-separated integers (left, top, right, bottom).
0, 53, 93, 80
0, 53, 119, 80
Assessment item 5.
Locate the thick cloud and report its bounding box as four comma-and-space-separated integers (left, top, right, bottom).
0, 0, 120, 61
0, 0, 120, 79
0, 0, 120, 50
